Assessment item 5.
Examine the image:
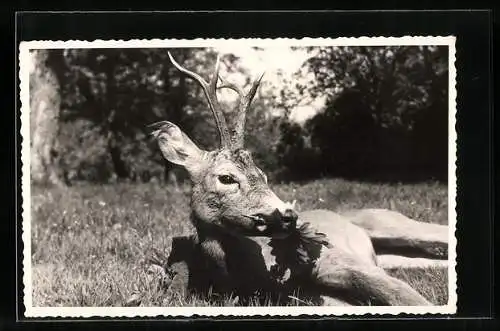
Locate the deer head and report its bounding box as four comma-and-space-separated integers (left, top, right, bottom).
149, 51, 297, 238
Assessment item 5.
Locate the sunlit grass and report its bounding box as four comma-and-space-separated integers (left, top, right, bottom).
30, 178, 448, 307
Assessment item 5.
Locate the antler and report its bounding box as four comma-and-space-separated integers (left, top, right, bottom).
168, 51, 264, 150
218, 72, 264, 149
167, 52, 232, 149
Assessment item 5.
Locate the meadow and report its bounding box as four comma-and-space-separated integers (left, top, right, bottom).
29, 178, 449, 307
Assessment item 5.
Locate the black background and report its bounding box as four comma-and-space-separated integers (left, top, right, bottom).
3, 8, 495, 331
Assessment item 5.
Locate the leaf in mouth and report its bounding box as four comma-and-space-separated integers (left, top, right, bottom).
268, 221, 332, 280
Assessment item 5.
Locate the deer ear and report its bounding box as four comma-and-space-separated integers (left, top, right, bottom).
149, 121, 207, 173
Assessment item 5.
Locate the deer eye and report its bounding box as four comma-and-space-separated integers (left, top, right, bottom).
218, 175, 238, 185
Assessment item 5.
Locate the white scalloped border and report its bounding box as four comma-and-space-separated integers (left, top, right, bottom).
19, 36, 457, 318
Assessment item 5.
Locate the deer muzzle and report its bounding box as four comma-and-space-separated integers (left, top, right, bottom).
248, 192, 299, 237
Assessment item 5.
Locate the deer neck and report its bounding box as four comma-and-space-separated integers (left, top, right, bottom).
189, 213, 251, 244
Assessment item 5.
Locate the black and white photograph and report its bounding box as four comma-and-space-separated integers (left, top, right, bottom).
20, 37, 456, 317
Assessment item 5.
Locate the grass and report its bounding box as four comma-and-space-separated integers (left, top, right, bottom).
29, 178, 449, 307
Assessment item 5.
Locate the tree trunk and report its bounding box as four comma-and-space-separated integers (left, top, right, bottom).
29, 49, 65, 186
107, 134, 129, 180
163, 161, 179, 190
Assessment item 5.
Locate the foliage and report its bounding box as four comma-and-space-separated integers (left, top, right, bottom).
36, 45, 449, 184
47, 48, 283, 183
54, 48, 218, 182
276, 46, 449, 182
269, 222, 332, 283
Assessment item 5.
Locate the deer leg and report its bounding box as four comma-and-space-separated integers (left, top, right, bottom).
166, 235, 242, 299
314, 264, 431, 306
165, 236, 198, 298
376, 254, 448, 270
319, 295, 353, 306
342, 209, 448, 259
198, 238, 238, 295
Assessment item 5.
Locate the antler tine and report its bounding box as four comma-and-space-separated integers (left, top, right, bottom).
218, 75, 246, 99
218, 72, 264, 149
167, 52, 231, 149
246, 72, 265, 107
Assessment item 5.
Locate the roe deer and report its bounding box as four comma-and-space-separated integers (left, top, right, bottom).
149, 52, 448, 306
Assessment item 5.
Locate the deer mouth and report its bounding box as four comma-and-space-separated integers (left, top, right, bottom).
247, 214, 268, 232
247, 212, 295, 235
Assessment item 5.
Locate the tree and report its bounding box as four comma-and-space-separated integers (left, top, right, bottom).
244, 97, 282, 177
306, 89, 379, 177
275, 119, 320, 181
294, 45, 449, 181
411, 46, 449, 181
53, 48, 225, 183
29, 49, 66, 186
48, 48, 273, 183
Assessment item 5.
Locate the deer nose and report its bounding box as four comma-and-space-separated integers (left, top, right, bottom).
281, 208, 298, 224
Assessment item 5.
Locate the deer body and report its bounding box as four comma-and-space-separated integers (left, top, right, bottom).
170, 209, 438, 305
150, 52, 448, 306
